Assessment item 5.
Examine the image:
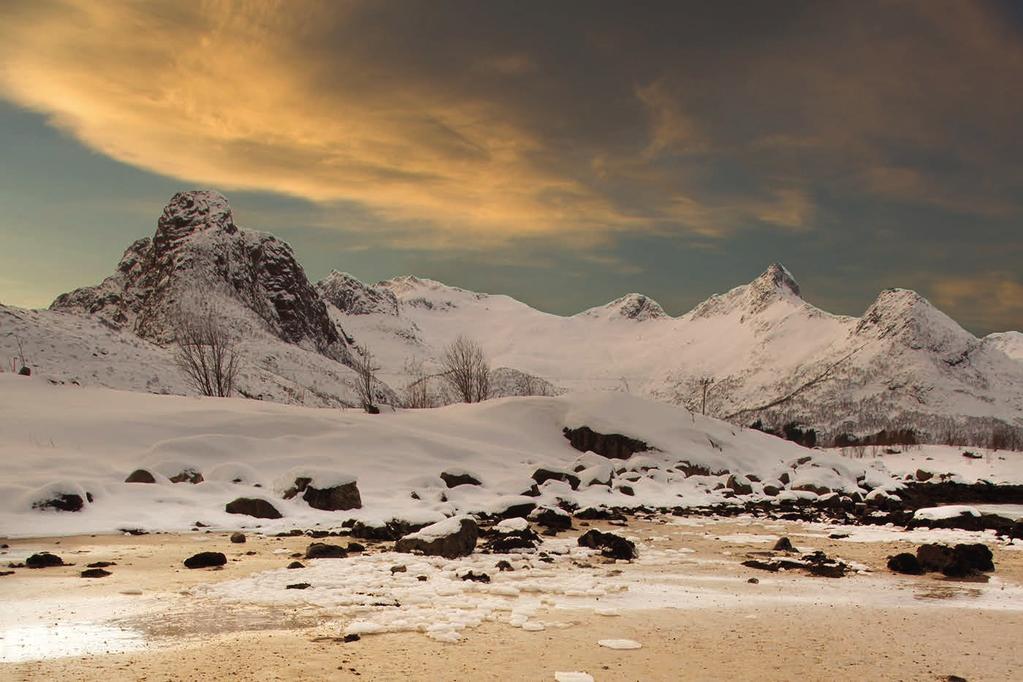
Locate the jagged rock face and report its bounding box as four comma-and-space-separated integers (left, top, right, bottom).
582, 293, 667, 321
52, 191, 349, 360
854, 289, 976, 356
689, 263, 805, 319
317, 271, 399, 316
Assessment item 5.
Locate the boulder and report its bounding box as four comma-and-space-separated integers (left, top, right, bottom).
183, 552, 227, 569
887, 553, 924, 575
26, 552, 64, 568
230, 532, 246, 544
439, 471, 482, 488
773, 537, 796, 552
530, 506, 573, 531
532, 468, 580, 490
125, 469, 157, 484
304, 542, 348, 559
562, 426, 649, 459
395, 516, 478, 559
726, 475, 753, 496
169, 469, 204, 484
80, 568, 112, 578
283, 476, 362, 511
287, 583, 311, 590
577, 529, 637, 560
33, 493, 88, 512
225, 497, 282, 519
916, 544, 955, 573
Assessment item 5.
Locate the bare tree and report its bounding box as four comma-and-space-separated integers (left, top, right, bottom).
350, 344, 381, 413
697, 377, 715, 415
173, 309, 240, 398
440, 336, 491, 403
402, 357, 436, 409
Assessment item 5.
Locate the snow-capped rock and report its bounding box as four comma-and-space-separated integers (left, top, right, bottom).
52, 190, 350, 361
578, 293, 667, 321
317, 270, 399, 316
985, 331, 1023, 362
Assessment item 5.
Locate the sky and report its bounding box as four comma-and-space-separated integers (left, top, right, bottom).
0, 1, 1021, 335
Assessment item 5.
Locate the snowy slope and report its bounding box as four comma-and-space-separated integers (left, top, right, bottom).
0, 375, 896, 537
986, 331, 1023, 362
328, 267, 1023, 439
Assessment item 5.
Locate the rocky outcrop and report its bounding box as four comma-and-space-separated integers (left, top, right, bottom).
395, 516, 478, 559
52, 190, 351, 362
563, 426, 649, 459
125, 469, 156, 484
317, 271, 400, 316
283, 476, 362, 511
225, 497, 282, 519
577, 529, 637, 560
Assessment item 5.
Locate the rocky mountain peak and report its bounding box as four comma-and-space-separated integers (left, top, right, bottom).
855, 288, 974, 354
582, 293, 668, 321
317, 271, 400, 316
752, 263, 801, 298
154, 191, 236, 257
52, 191, 350, 362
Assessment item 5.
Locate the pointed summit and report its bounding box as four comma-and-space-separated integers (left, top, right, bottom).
855, 288, 974, 354
317, 271, 399, 316
753, 263, 801, 298
580, 293, 667, 321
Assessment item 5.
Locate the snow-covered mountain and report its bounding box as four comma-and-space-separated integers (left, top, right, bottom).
1, 190, 1020, 440
327, 266, 1023, 440
2, 191, 375, 407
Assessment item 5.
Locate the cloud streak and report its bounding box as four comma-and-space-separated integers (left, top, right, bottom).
0, 0, 1020, 258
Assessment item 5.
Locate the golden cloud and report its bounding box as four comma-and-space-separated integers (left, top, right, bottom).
0, 0, 639, 246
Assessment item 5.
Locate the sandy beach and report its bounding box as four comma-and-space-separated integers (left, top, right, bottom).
4, 517, 1023, 681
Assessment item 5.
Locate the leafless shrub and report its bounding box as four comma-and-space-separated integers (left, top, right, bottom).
440, 336, 491, 403
172, 309, 240, 398
350, 344, 380, 413
402, 357, 436, 409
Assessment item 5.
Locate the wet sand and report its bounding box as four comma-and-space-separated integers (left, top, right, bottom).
3, 518, 1023, 681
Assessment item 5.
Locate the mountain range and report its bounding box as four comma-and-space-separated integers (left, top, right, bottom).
2, 190, 1021, 443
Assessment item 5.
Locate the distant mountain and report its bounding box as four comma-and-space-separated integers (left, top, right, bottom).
1, 190, 1020, 441
327, 263, 1023, 440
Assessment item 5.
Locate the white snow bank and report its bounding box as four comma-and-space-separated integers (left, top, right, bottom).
913, 505, 981, 521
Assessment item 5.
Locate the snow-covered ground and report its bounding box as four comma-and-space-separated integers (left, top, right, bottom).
0, 375, 909, 538
833, 444, 1023, 484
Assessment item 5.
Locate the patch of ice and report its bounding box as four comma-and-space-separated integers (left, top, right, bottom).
598, 639, 642, 650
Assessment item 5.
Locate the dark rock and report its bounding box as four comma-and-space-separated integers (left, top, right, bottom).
305, 542, 348, 559
33, 493, 87, 512
917, 544, 955, 573
0, 570, 14, 577
915, 469, 934, 482
346, 542, 365, 553
747, 577, 759, 584
80, 568, 112, 578
530, 507, 573, 531
26, 552, 64, 568
125, 469, 157, 484
497, 501, 537, 519
792, 483, 831, 496
287, 561, 305, 569
395, 517, 479, 559
773, 537, 796, 552
225, 497, 282, 519
726, 475, 753, 496
762, 485, 781, 497
351, 519, 428, 541
169, 469, 203, 484
482, 525, 541, 553
951, 543, 994, 573
390, 565, 407, 574
283, 476, 362, 511
618, 485, 635, 496
496, 560, 514, 571
86, 561, 116, 568
459, 571, 491, 583
532, 468, 580, 490
562, 426, 649, 459
183, 552, 227, 569
887, 553, 924, 575
440, 471, 482, 488
287, 583, 311, 590
230, 532, 246, 544
344, 634, 361, 643
577, 529, 637, 560
574, 507, 626, 521
18, 366, 31, 376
